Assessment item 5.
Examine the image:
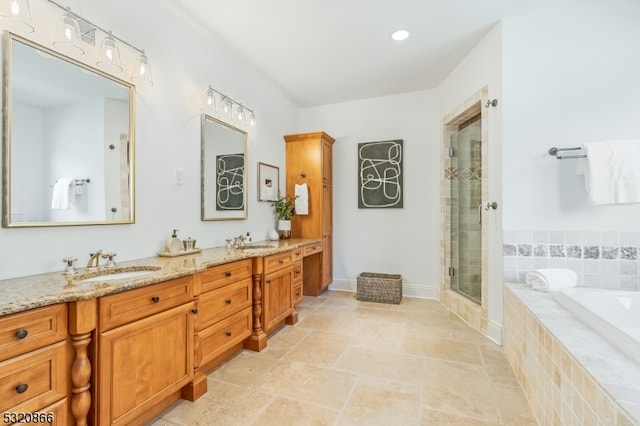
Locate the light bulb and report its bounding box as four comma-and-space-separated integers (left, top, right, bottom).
237, 106, 245, 121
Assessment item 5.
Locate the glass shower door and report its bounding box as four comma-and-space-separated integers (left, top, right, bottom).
449, 115, 482, 303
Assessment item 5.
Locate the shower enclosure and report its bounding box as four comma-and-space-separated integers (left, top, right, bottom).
448, 114, 482, 303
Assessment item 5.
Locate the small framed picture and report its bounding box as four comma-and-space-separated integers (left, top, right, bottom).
258, 162, 279, 202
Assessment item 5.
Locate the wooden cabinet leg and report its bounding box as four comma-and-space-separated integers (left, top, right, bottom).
244, 273, 267, 351
70, 332, 92, 426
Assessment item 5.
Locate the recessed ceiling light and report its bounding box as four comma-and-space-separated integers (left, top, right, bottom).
391, 30, 410, 41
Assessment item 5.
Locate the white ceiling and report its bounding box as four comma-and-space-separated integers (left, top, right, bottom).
170, 0, 585, 107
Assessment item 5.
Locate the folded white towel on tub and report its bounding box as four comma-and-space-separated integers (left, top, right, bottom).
525, 268, 577, 292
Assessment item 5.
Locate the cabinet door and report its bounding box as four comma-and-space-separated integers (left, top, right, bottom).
322, 139, 333, 184
262, 268, 293, 333
98, 303, 194, 426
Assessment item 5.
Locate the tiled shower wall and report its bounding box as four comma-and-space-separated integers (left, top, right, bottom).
503, 230, 640, 289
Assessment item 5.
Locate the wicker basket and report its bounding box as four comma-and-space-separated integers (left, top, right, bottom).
356, 272, 402, 304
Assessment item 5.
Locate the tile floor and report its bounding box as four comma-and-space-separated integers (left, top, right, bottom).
150, 291, 537, 425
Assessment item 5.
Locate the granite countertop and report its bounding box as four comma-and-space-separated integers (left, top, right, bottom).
0, 238, 321, 316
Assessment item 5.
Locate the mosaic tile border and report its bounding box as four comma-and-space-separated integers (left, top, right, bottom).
503, 230, 640, 290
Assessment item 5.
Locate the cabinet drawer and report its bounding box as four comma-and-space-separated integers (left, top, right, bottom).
0, 304, 67, 362
303, 242, 322, 257
293, 282, 303, 306
0, 341, 67, 414
293, 260, 303, 283
99, 276, 193, 331
197, 278, 252, 330
197, 259, 252, 294
199, 308, 252, 366
264, 250, 295, 275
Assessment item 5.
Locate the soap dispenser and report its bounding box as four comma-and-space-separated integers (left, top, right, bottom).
166, 229, 182, 254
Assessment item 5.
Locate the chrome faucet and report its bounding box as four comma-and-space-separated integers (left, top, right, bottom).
87, 250, 103, 269
233, 235, 246, 249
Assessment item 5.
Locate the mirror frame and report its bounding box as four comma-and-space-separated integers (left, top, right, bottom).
201, 114, 248, 221
2, 31, 136, 227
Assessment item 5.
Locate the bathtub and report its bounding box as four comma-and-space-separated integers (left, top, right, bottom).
552, 287, 640, 365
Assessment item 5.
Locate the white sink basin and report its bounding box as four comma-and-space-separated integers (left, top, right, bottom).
76, 266, 161, 282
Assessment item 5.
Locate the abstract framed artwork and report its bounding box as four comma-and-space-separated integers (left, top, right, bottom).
216, 153, 245, 210
358, 139, 403, 208
258, 162, 279, 202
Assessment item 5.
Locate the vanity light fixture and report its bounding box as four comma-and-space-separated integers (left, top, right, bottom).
202, 85, 256, 131
47, 0, 153, 86
131, 49, 153, 86
0, 0, 34, 33
52, 7, 84, 55
205, 85, 216, 107
236, 105, 245, 124
97, 31, 123, 72
391, 29, 410, 41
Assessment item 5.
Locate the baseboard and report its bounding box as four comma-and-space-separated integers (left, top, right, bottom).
329, 279, 439, 300
487, 320, 503, 345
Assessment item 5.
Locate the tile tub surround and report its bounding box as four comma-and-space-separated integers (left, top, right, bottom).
504, 283, 640, 425
151, 291, 536, 425
0, 238, 320, 316
503, 230, 640, 289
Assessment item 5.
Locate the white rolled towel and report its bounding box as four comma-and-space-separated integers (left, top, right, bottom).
525, 268, 577, 292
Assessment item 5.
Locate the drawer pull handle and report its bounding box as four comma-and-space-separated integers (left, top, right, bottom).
225, 299, 232, 305
151, 296, 160, 303
225, 271, 232, 277
15, 383, 28, 394
15, 329, 28, 339
279, 260, 284, 264
191, 308, 198, 315
266, 280, 271, 284
225, 331, 232, 337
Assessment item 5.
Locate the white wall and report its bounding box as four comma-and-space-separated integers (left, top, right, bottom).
502, 0, 640, 231
11, 103, 45, 222
299, 90, 441, 298
0, 0, 298, 280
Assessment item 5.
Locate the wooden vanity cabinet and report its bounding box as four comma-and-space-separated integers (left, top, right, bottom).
285, 131, 334, 296
263, 249, 299, 332
184, 259, 253, 401
97, 276, 194, 426
245, 249, 299, 352
0, 304, 70, 426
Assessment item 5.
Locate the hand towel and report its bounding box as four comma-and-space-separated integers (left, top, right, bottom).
51, 177, 73, 210
294, 183, 309, 215
578, 139, 640, 205
525, 268, 577, 292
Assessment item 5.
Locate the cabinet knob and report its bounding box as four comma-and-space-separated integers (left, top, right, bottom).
151, 296, 160, 303
225, 299, 232, 305
279, 260, 284, 264
191, 308, 198, 315
15, 383, 28, 394
225, 331, 232, 337
266, 280, 271, 284
225, 271, 232, 277
15, 329, 28, 339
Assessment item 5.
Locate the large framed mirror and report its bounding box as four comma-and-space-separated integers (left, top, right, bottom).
2, 32, 135, 227
201, 114, 247, 221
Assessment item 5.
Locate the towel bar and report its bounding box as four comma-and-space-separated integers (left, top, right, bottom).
549, 147, 586, 159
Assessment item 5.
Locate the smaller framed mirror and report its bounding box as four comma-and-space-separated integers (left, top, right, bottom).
201, 114, 248, 220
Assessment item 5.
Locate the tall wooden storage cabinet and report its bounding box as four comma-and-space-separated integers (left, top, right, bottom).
284, 131, 334, 296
